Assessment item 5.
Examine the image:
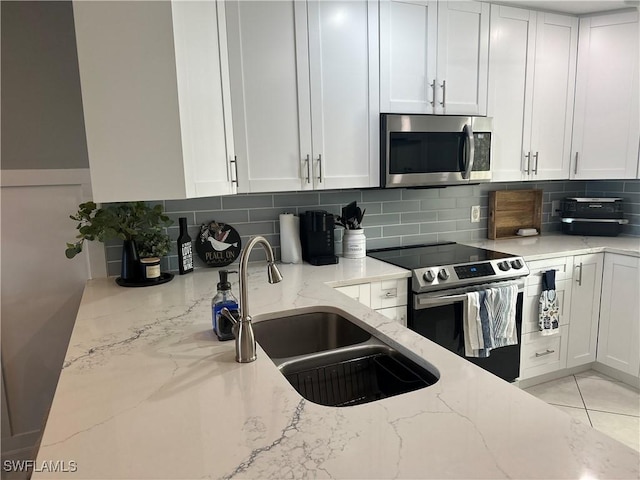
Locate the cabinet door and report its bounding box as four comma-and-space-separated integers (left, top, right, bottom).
487, 5, 536, 182
172, 1, 236, 197
334, 283, 372, 307
73, 1, 233, 201
435, 1, 489, 115
567, 253, 603, 368
307, 0, 379, 189
380, 0, 437, 113
528, 13, 578, 181
226, 0, 311, 192
377, 306, 408, 327
571, 11, 639, 180
597, 254, 640, 376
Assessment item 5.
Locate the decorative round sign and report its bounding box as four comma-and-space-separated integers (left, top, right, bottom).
195, 221, 241, 267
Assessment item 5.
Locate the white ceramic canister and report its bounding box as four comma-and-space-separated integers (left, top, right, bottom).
343, 229, 366, 259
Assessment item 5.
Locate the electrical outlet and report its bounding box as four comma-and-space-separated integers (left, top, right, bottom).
551, 200, 561, 217
471, 205, 481, 223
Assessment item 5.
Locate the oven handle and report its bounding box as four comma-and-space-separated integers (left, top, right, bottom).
415, 293, 468, 309
414, 280, 525, 310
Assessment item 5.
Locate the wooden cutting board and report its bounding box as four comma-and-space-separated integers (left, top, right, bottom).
488, 189, 543, 239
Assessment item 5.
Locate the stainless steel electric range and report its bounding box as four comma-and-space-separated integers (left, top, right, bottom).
368, 242, 530, 382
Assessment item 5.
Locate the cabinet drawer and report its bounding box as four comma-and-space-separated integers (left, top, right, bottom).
376, 306, 407, 327
522, 278, 572, 333
370, 279, 408, 309
334, 283, 371, 308
526, 256, 574, 284
520, 326, 569, 379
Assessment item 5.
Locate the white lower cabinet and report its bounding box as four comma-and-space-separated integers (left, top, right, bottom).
520, 326, 569, 379
566, 253, 603, 368
335, 278, 407, 326
519, 256, 573, 380
597, 253, 640, 376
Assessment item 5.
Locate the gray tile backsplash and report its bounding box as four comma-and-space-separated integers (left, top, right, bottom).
585, 179, 640, 236
103, 179, 640, 276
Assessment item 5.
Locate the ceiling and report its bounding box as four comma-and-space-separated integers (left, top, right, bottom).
491, 0, 639, 15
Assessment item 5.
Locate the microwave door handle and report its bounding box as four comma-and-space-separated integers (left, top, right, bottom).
462, 124, 475, 179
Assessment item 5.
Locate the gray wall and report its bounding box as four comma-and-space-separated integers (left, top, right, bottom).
104, 180, 593, 276
1, 1, 88, 170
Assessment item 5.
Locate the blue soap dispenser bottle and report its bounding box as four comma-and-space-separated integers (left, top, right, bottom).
212, 270, 238, 341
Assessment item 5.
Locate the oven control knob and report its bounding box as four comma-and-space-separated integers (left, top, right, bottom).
423, 270, 436, 283
498, 261, 511, 271
511, 259, 524, 270
438, 268, 450, 280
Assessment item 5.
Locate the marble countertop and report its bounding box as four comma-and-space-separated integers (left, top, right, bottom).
467, 232, 640, 260
35, 241, 639, 479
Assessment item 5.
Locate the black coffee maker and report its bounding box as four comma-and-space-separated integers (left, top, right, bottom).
299, 210, 339, 266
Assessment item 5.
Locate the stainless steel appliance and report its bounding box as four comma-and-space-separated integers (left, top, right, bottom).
561, 197, 628, 236
368, 243, 529, 382
380, 114, 492, 188
299, 210, 339, 266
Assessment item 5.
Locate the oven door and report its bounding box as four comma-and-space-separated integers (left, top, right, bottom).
408, 283, 523, 382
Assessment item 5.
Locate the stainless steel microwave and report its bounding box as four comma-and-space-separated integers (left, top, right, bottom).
380, 114, 493, 188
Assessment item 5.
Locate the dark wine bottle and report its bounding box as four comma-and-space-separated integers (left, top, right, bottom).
177, 217, 194, 274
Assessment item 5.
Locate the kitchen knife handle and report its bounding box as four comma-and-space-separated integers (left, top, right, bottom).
524, 152, 531, 174
533, 151, 539, 175
440, 80, 446, 108
574, 152, 579, 175
429, 79, 436, 107
317, 154, 323, 183
304, 155, 311, 184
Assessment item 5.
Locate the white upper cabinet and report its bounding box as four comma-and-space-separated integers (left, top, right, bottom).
435, 1, 489, 115
571, 10, 639, 180
227, 0, 379, 193
488, 5, 577, 182
73, 1, 236, 202
307, 1, 380, 190
380, 0, 489, 115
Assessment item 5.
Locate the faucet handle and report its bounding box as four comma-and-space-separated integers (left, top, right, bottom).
219, 307, 239, 326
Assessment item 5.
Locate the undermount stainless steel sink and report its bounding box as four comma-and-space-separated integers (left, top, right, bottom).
253, 308, 439, 407
253, 310, 373, 359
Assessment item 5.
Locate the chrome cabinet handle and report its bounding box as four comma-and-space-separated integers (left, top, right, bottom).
317, 154, 323, 183
430, 79, 436, 107
574, 152, 579, 175
535, 349, 555, 358
304, 155, 311, 184
533, 151, 539, 175
440, 80, 446, 107
524, 152, 531, 174
576, 262, 583, 286
384, 289, 397, 298
230, 156, 239, 187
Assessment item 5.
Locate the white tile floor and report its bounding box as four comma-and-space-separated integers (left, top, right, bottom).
524, 369, 640, 452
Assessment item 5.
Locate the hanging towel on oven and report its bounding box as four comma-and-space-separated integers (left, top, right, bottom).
539, 270, 559, 336
464, 283, 519, 358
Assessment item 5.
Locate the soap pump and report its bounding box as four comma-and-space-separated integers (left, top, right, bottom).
212, 270, 238, 341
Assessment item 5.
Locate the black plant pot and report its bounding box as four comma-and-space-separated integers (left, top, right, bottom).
120, 239, 141, 282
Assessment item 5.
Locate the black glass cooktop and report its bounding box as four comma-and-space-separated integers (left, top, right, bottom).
367, 242, 513, 270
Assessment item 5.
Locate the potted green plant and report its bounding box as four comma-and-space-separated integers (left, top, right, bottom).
65, 201, 173, 285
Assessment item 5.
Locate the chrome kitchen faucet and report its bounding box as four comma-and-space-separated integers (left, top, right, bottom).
221, 236, 283, 363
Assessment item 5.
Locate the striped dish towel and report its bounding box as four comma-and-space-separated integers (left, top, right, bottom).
464, 283, 519, 358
